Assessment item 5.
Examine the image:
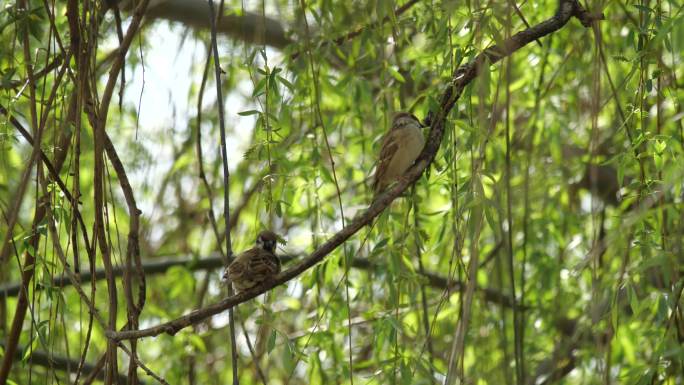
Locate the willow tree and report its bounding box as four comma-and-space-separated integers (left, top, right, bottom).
1, 1, 683, 384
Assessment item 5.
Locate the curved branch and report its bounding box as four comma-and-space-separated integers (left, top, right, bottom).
141, 0, 291, 49
107, 0, 593, 342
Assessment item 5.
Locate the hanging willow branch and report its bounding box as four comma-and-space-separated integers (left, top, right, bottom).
107, 0, 602, 342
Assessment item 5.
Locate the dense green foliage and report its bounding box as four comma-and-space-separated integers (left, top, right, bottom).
1, 1, 683, 384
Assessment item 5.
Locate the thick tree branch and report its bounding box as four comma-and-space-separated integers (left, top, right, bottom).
106, 0, 593, 342
0, 250, 516, 306
138, 0, 291, 49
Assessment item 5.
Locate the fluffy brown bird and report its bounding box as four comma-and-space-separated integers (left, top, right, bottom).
223, 230, 281, 293
372, 112, 425, 194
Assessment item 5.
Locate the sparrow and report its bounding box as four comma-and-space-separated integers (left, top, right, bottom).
223, 230, 281, 293
372, 112, 425, 194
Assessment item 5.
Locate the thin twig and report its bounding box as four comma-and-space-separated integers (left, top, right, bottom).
2, 345, 143, 385
297, 0, 355, 381
241, 321, 269, 385
0, 53, 70, 264
0, 55, 64, 90
0, 35, 74, 382
412, 189, 435, 380
206, 1, 239, 384
195, 44, 227, 261
503, 8, 523, 383
0, 103, 93, 265
45, 207, 169, 385
290, 0, 421, 59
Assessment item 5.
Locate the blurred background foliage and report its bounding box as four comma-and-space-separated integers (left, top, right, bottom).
1, 0, 683, 384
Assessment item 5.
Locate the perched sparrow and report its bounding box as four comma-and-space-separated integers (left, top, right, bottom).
223, 230, 281, 293
372, 112, 425, 194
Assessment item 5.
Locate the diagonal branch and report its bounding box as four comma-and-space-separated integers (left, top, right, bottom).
0, 103, 93, 262
107, 0, 596, 342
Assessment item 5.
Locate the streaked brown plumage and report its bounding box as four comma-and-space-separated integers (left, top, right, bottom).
223, 230, 281, 293
372, 112, 425, 194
